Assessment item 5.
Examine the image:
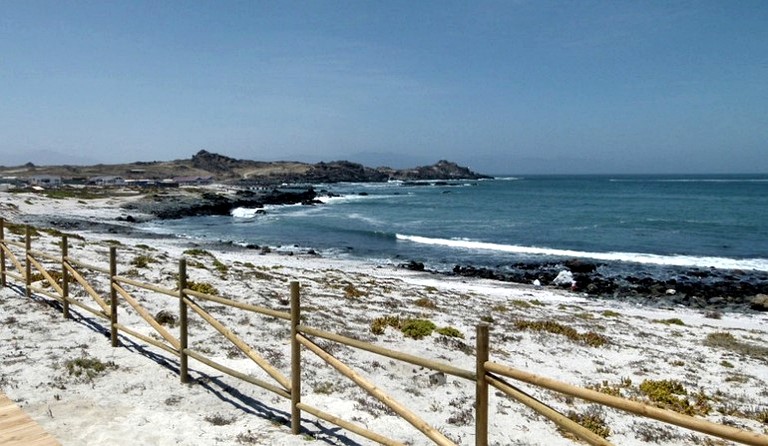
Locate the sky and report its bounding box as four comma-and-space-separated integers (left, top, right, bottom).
1, 1, 767, 175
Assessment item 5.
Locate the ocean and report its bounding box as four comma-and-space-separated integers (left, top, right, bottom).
142, 175, 768, 276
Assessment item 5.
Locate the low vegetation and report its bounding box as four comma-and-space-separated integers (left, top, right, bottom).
638, 379, 711, 416
704, 331, 768, 361
563, 406, 611, 439
513, 319, 608, 347
185, 280, 219, 295
65, 355, 118, 381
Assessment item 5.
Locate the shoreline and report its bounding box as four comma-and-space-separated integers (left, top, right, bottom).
4, 187, 767, 314
1, 189, 767, 445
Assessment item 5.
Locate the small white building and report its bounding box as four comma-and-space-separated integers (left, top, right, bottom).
28, 175, 62, 187
89, 176, 125, 186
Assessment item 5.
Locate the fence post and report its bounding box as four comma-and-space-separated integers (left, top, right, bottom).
0, 218, 6, 287
61, 235, 69, 318
109, 246, 119, 347
25, 226, 31, 297
179, 258, 189, 384
476, 323, 489, 446
290, 281, 301, 435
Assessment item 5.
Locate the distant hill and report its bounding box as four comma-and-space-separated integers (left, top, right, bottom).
0, 150, 490, 184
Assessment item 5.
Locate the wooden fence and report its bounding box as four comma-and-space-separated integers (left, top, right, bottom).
1, 218, 766, 446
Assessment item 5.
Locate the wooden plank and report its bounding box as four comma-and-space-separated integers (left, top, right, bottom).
298, 325, 474, 381
297, 334, 456, 446
64, 263, 110, 313
113, 283, 181, 350
184, 349, 291, 399
0, 393, 61, 446
64, 256, 109, 274
486, 374, 615, 446
0, 243, 24, 276
183, 296, 291, 391
114, 275, 178, 298
485, 362, 768, 446
185, 288, 291, 321
27, 257, 63, 296
297, 403, 405, 446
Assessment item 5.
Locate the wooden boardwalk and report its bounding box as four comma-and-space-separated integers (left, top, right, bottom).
0, 393, 60, 446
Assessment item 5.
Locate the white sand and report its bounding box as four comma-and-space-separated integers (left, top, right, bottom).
1, 190, 767, 446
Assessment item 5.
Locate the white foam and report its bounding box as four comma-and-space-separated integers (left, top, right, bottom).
395, 234, 768, 271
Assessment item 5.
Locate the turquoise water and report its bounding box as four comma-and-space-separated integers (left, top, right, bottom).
144, 175, 768, 272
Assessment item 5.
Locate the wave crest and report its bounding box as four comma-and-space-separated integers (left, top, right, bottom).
395, 234, 768, 271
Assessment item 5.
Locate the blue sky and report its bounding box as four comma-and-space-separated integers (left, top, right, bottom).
1, 1, 766, 174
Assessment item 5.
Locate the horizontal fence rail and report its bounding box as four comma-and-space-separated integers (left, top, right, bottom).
1, 219, 767, 446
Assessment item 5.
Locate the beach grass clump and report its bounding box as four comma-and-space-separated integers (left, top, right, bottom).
212, 258, 228, 276
184, 248, 212, 257
415, 297, 437, 309
313, 381, 335, 395
131, 254, 156, 268
704, 331, 768, 360
653, 318, 685, 326
186, 280, 219, 296
436, 326, 464, 339
513, 319, 608, 347
343, 283, 366, 298
28, 270, 73, 287
204, 413, 237, 426
371, 315, 402, 335
509, 300, 531, 309
563, 406, 611, 439
638, 379, 711, 416
5, 222, 39, 236
588, 378, 632, 397
65, 356, 118, 381
42, 228, 85, 240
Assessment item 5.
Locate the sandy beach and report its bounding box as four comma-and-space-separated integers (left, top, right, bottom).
1, 189, 767, 446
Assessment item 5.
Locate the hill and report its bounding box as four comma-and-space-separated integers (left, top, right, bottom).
0, 150, 490, 184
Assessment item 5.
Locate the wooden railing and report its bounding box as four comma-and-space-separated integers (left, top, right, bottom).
1, 218, 766, 446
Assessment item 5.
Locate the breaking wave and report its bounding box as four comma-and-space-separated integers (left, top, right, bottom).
395, 234, 768, 271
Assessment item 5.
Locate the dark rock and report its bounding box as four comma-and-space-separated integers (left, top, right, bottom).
564, 259, 599, 273
401, 261, 425, 271
750, 294, 768, 311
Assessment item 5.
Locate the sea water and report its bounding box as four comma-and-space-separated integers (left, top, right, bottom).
142, 175, 768, 274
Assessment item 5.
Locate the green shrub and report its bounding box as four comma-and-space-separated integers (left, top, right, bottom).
436, 326, 464, 339
371, 315, 436, 339
638, 379, 710, 416
186, 281, 219, 295
401, 319, 436, 339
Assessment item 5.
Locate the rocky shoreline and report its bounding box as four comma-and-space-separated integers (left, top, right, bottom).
9, 185, 767, 314
400, 259, 768, 313
120, 187, 320, 220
